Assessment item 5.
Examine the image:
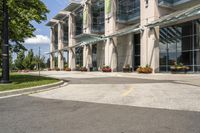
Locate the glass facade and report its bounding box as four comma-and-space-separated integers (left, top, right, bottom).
92, 44, 97, 70
91, 0, 105, 33
63, 22, 68, 47
117, 0, 140, 22
75, 7, 83, 36
133, 34, 140, 70
75, 47, 83, 67
159, 19, 200, 72
54, 25, 58, 50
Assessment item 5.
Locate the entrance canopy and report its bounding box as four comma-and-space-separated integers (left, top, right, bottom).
147, 4, 200, 28
72, 33, 106, 48
106, 23, 142, 38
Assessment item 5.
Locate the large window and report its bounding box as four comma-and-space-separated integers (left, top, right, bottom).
160, 20, 200, 72
75, 7, 83, 36
92, 44, 97, 70
133, 34, 140, 70
91, 0, 105, 33
54, 25, 58, 50
117, 0, 140, 22
75, 47, 83, 67
63, 21, 68, 47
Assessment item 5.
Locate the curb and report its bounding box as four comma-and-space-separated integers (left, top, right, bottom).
0, 80, 66, 98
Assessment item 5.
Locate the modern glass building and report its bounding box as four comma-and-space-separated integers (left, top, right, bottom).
47, 0, 200, 73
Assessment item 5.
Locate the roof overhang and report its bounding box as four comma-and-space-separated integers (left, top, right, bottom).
147, 4, 200, 28
106, 23, 142, 38
46, 19, 59, 27
70, 33, 106, 48
53, 11, 69, 20
46, 11, 70, 27
64, 2, 81, 12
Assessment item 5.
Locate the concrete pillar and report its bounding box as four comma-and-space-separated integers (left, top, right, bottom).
50, 27, 55, 69
68, 13, 76, 70
58, 22, 64, 70
83, 1, 92, 70
140, 0, 160, 73
104, 0, 117, 71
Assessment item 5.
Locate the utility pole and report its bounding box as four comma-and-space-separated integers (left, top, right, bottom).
1, 0, 11, 83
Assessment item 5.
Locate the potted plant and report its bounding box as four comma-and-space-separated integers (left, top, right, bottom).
170, 62, 190, 74
65, 67, 71, 71
80, 67, 88, 72
136, 65, 153, 74
123, 64, 132, 73
102, 66, 112, 72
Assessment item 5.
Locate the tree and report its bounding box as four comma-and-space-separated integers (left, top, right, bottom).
22, 49, 35, 70
15, 50, 25, 70
0, 0, 49, 68
32, 55, 46, 70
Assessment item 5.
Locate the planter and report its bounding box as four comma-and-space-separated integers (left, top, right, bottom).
136, 67, 152, 74
80, 67, 88, 72
123, 68, 132, 73
102, 68, 112, 72
65, 68, 71, 71
170, 66, 190, 74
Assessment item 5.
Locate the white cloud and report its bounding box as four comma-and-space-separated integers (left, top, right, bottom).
25, 35, 50, 45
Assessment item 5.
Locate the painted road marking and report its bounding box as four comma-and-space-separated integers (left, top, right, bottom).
122, 87, 134, 97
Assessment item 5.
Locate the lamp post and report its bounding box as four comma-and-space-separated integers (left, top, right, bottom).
38, 47, 41, 76
1, 0, 11, 83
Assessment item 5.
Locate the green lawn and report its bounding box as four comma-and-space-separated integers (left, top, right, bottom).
0, 73, 59, 92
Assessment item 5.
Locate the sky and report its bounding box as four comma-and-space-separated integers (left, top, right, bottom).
19, 0, 69, 60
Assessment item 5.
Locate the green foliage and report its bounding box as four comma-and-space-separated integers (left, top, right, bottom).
0, 0, 49, 44
32, 55, 46, 70
22, 49, 35, 70
0, 73, 59, 91
14, 49, 47, 70
0, 0, 49, 70
15, 50, 25, 70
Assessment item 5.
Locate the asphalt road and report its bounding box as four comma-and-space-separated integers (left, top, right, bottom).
0, 95, 200, 133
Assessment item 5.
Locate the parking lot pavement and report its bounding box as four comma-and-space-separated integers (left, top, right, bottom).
1, 96, 200, 133
1, 71, 200, 133
32, 82, 200, 112
29, 71, 200, 87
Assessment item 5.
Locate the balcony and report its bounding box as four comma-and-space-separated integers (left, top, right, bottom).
158, 0, 194, 8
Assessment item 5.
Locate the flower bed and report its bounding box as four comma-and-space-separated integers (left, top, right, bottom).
80, 67, 88, 72
65, 67, 71, 71
102, 66, 112, 72
136, 66, 152, 74
170, 62, 190, 74
123, 64, 132, 73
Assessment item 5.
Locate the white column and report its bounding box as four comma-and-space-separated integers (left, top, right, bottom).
104, 0, 117, 71
50, 27, 55, 69
140, 0, 160, 73
83, 1, 92, 70
68, 13, 76, 70
58, 22, 64, 70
